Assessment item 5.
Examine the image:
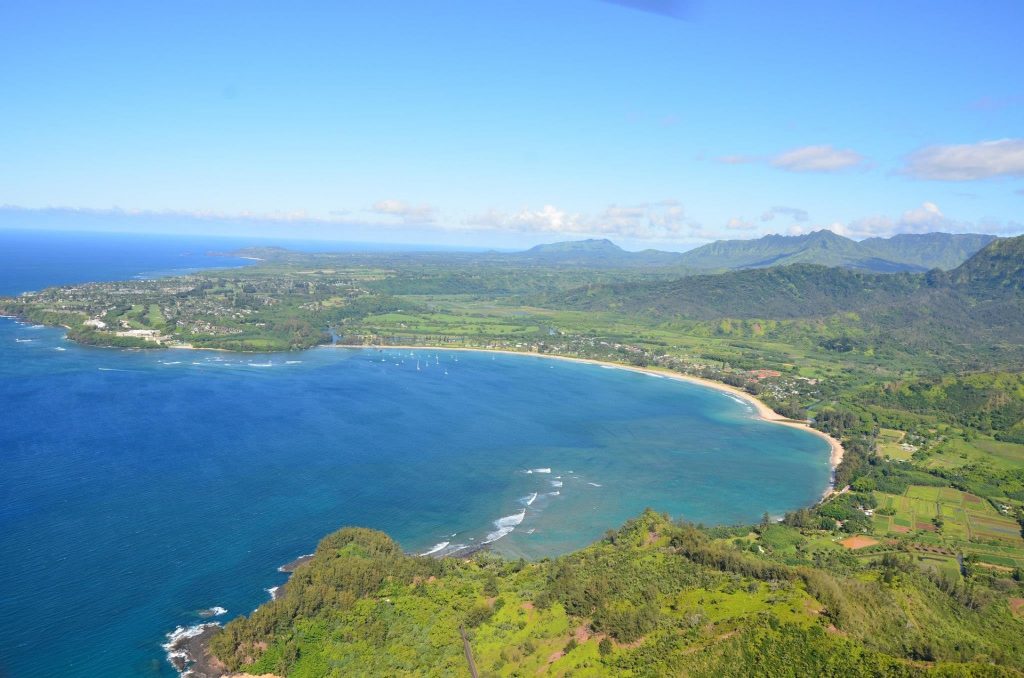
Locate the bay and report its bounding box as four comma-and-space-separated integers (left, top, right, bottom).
0, 231, 830, 677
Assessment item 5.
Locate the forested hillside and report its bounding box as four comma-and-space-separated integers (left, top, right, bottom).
676, 230, 993, 273
951, 236, 1024, 293
540, 236, 1024, 369
203, 511, 1024, 677
546, 264, 925, 319
863, 233, 996, 271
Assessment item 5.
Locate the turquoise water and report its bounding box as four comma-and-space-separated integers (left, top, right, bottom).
0, 233, 830, 677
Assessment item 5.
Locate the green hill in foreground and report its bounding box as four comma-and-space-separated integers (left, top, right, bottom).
200, 510, 1024, 677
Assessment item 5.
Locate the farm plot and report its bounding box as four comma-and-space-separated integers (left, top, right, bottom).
968, 514, 1024, 544
877, 428, 915, 461
874, 486, 1020, 543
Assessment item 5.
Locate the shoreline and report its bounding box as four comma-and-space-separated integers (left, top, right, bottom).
326, 344, 845, 498
4, 315, 844, 499
147, 340, 844, 677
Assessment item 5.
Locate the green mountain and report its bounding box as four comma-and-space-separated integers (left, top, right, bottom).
538, 235, 1024, 368
863, 233, 996, 271
513, 231, 995, 273
674, 229, 993, 273
951, 235, 1024, 293
549, 235, 1024, 319
674, 230, 906, 272
514, 238, 685, 268
552, 264, 924, 319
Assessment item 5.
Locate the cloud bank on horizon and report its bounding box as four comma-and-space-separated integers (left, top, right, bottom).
4, 199, 1019, 251
0, 2, 1021, 249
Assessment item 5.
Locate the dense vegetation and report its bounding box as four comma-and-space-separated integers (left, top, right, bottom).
507, 230, 995, 272
676, 230, 994, 272
206, 511, 1024, 677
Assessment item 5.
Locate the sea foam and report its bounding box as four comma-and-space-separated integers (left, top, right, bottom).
162, 623, 220, 674
197, 606, 227, 618
484, 509, 526, 544
419, 541, 450, 556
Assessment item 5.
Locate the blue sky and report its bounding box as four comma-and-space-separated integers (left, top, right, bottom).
1, 1, 1022, 250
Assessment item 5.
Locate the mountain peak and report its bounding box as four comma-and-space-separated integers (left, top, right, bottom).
525, 238, 623, 254
952, 235, 1024, 291
805, 228, 848, 241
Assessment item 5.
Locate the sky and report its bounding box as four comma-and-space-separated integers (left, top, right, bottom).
1, 0, 1022, 251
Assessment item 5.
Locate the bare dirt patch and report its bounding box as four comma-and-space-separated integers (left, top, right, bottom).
544, 650, 565, 669
1010, 598, 1024, 618
840, 535, 879, 549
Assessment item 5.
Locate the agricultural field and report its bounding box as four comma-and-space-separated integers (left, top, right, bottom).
921, 436, 1024, 472
965, 543, 1024, 570
876, 428, 915, 461
871, 485, 1024, 568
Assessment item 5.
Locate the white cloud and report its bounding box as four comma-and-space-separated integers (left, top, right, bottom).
370, 199, 437, 223
760, 206, 809, 222
785, 202, 1022, 240
903, 138, 1024, 181
468, 205, 586, 234
771, 145, 866, 173
463, 201, 697, 240
725, 217, 755, 231
899, 201, 946, 230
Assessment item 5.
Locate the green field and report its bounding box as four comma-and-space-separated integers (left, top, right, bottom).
873, 485, 1024, 557
923, 436, 1024, 472
876, 428, 915, 460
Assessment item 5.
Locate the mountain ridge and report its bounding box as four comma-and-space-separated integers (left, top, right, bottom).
514, 230, 998, 273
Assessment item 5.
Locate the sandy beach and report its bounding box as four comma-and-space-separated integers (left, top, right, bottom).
331, 344, 845, 497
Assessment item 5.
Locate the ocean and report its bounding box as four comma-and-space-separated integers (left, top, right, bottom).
0, 230, 830, 677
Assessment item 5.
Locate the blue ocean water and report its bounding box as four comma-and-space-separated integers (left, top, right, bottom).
0, 231, 830, 677
0, 230, 260, 295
